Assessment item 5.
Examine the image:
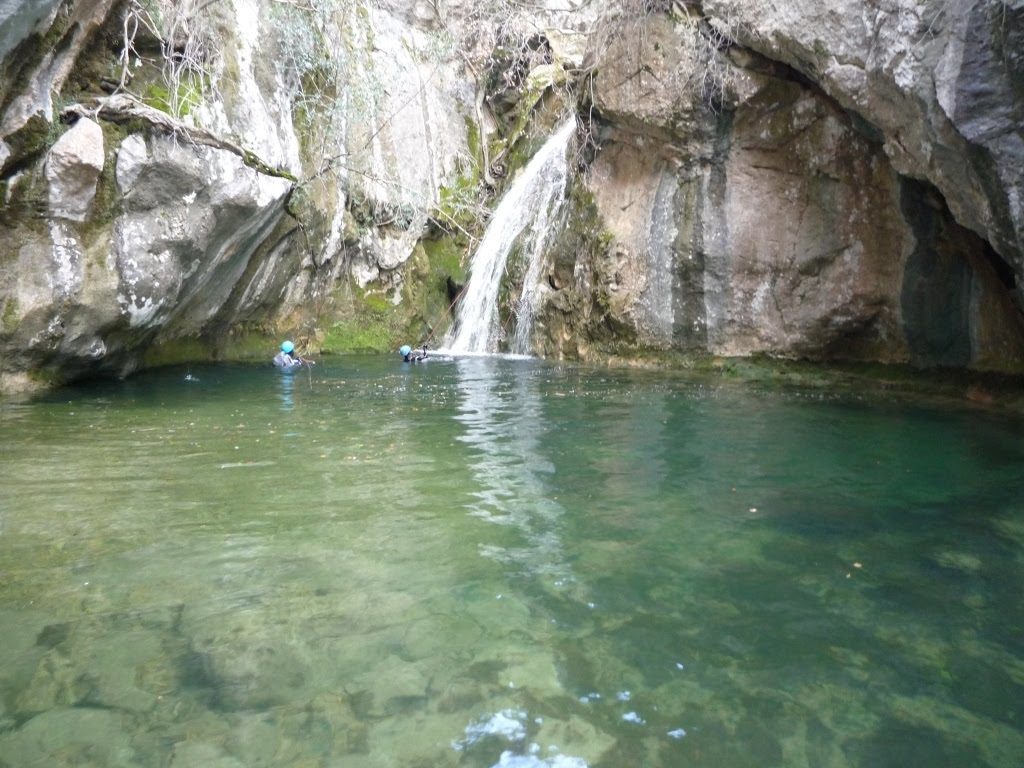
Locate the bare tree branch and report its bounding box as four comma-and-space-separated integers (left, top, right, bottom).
61, 94, 297, 182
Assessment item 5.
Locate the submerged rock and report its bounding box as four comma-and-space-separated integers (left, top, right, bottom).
0, 707, 139, 767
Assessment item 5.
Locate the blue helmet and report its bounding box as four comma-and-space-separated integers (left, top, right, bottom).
281, 340, 295, 354
399, 345, 412, 356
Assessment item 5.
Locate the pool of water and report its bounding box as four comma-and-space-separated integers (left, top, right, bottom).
1, 355, 1023, 767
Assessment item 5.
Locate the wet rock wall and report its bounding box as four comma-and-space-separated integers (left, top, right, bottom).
2, 0, 1024, 390
533, 6, 1024, 370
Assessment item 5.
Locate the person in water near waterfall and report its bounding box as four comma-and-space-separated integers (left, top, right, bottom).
399, 344, 428, 363
273, 340, 302, 368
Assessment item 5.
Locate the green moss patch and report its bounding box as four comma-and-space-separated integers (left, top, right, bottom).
320, 284, 407, 354
219, 332, 285, 361
141, 337, 214, 368
1, 297, 20, 332
322, 316, 397, 353
141, 75, 206, 118
421, 237, 466, 285
144, 331, 289, 368
319, 232, 471, 355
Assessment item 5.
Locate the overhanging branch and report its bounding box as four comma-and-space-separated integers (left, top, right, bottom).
61, 94, 298, 182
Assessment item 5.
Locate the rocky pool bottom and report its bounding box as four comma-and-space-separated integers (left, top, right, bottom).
1, 355, 1022, 767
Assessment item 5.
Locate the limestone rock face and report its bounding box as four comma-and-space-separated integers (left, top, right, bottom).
0, 0, 474, 389
555, 8, 1024, 369
0, 130, 292, 390
321, 2, 472, 293
0, 0, 61, 63
111, 135, 292, 338
2, 0, 1023, 386
705, 76, 911, 361
700, 0, 1024, 308
0, 0, 117, 169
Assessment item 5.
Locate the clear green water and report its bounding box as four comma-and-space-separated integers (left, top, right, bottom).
1, 356, 1023, 767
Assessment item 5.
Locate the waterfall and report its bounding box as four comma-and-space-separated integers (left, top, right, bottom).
445, 118, 576, 355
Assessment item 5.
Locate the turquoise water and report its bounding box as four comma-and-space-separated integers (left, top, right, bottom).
1, 356, 1023, 767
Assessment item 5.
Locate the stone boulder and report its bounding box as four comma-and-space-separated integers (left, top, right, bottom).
46, 118, 105, 221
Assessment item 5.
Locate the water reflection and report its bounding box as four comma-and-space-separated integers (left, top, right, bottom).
593, 386, 670, 512
454, 357, 570, 582
277, 369, 294, 411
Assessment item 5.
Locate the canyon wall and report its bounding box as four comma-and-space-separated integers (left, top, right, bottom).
534, 4, 1024, 369
0, 0, 477, 391
1, 0, 1022, 391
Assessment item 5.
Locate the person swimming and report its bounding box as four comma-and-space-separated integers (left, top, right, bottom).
399, 344, 428, 363
273, 340, 302, 368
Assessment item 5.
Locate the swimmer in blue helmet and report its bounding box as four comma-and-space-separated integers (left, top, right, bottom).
273, 340, 302, 368
400, 343, 428, 363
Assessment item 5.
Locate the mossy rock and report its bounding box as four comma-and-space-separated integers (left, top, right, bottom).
321, 316, 397, 353
1, 297, 21, 333
420, 236, 467, 285
142, 337, 215, 368
219, 331, 288, 362
1, 113, 58, 173
320, 283, 409, 354
464, 116, 481, 165
403, 241, 459, 341
435, 175, 485, 235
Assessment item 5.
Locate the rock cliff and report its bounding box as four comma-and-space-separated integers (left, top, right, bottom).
546, 3, 1024, 369
0, 0, 477, 391
1, 0, 1022, 391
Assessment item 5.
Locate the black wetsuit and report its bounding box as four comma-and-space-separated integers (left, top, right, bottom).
403, 347, 428, 363
273, 351, 300, 368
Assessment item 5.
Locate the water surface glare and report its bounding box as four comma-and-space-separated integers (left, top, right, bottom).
1, 356, 1023, 767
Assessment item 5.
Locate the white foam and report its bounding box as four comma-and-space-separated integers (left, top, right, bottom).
429, 346, 534, 361
455, 711, 589, 768
453, 710, 527, 751
492, 751, 588, 768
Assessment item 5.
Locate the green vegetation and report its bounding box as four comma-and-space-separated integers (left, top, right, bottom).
1, 297, 20, 332
321, 285, 406, 353
435, 176, 483, 234
421, 237, 466, 283
406, 238, 467, 343
219, 330, 288, 362
142, 77, 204, 118
143, 328, 300, 367
319, 234, 469, 355
464, 116, 481, 163
322, 315, 396, 353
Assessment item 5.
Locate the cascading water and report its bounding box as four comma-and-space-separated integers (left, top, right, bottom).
444, 118, 576, 355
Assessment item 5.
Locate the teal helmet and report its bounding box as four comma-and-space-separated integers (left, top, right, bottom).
281, 340, 295, 354
399, 345, 412, 356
